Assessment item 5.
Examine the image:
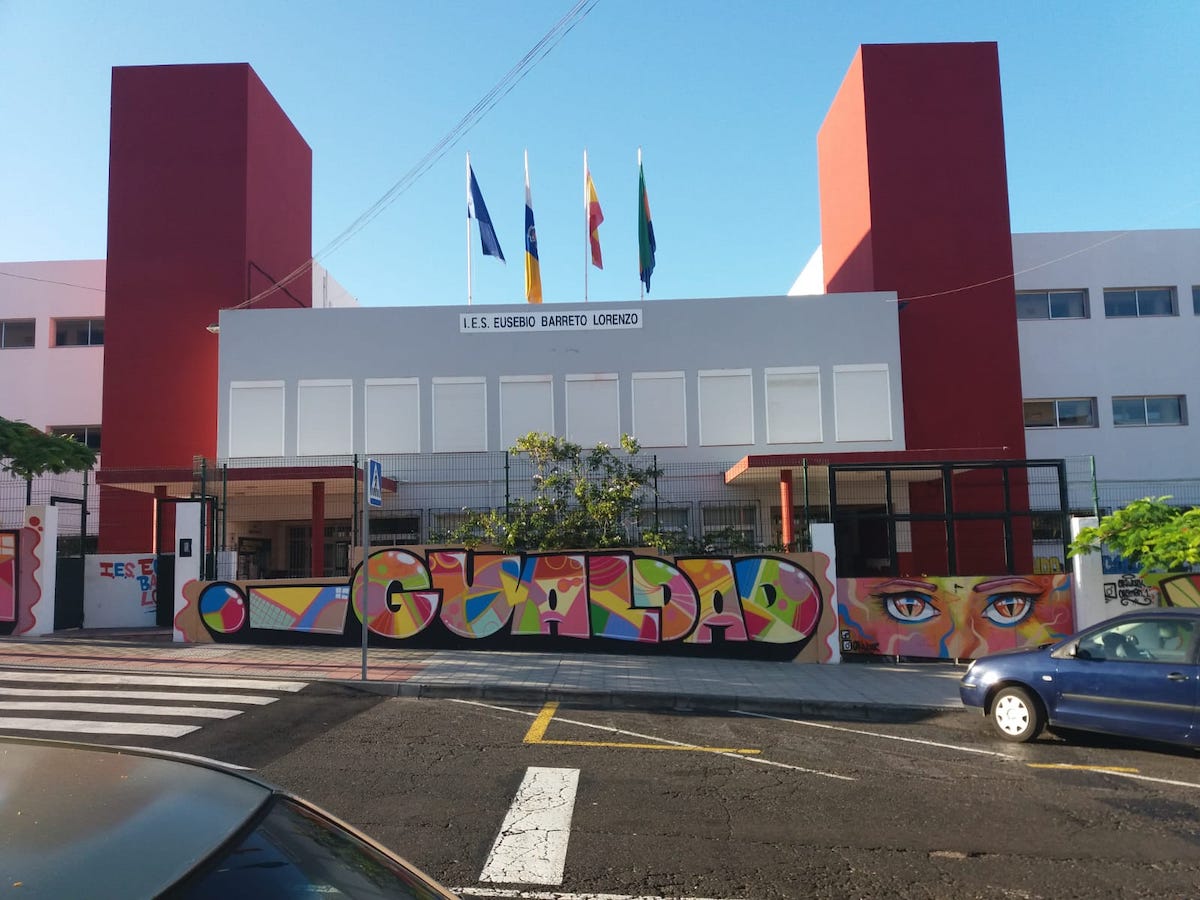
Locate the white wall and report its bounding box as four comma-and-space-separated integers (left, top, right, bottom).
1014, 229, 1200, 484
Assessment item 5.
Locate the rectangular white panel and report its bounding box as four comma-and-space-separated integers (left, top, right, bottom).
228, 381, 284, 457
500, 376, 554, 448
766, 367, 822, 443
565, 374, 619, 447
366, 378, 419, 454
834, 364, 893, 441
297, 380, 353, 455
698, 369, 753, 446
433, 377, 487, 451
632, 371, 686, 447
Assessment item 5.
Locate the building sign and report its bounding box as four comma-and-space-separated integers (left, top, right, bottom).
459, 308, 644, 334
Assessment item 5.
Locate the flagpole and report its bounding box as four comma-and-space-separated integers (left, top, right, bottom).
638, 147, 644, 301
466, 152, 473, 306
583, 149, 589, 303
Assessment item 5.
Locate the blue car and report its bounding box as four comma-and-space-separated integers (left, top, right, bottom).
960, 608, 1200, 746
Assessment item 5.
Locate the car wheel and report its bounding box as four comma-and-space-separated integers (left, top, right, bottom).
990, 686, 1044, 743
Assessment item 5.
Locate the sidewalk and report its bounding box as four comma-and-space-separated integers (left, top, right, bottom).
0, 630, 967, 721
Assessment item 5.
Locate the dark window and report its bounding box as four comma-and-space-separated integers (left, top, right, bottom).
1023, 398, 1097, 428
49, 425, 101, 451
1103, 287, 1176, 318
370, 514, 422, 546
0, 319, 35, 348
1112, 395, 1185, 427
1015, 290, 1087, 320
54, 318, 104, 346
1193, 286, 1200, 315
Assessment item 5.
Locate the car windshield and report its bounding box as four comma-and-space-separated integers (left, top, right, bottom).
169, 796, 447, 900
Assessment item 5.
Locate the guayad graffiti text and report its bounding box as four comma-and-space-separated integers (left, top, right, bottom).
838, 574, 1074, 660
180, 548, 836, 660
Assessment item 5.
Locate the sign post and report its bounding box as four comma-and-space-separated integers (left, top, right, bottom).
362, 458, 382, 680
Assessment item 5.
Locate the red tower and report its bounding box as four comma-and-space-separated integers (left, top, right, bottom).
100, 63, 312, 551
818, 43, 1030, 572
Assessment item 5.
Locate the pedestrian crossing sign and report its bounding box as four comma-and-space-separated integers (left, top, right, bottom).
367, 458, 383, 508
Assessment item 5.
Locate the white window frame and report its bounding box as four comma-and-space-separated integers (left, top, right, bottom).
228, 380, 285, 457
1102, 286, 1177, 318
832, 364, 893, 442
1023, 397, 1098, 429
499, 375, 555, 448
365, 377, 420, 454
565, 373, 620, 447
432, 376, 488, 452
1015, 289, 1089, 320
697, 368, 754, 447
296, 379, 354, 456
631, 371, 687, 448
1111, 395, 1186, 427
765, 366, 822, 444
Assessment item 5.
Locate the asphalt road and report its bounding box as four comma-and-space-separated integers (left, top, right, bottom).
182, 690, 1200, 900
7, 671, 1199, 899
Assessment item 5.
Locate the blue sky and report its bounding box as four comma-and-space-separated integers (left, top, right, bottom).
2, 1, 1198, 307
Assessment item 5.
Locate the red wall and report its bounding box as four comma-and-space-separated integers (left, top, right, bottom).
101, 64, 311, 551
817, 43, 1026, 458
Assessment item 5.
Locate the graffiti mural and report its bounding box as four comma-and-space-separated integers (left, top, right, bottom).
1155, 573, 1200, 608
177, 547, 837, 661
838, 574, 1074, 660
0, 530, 16, 624
84, 555, 158, 628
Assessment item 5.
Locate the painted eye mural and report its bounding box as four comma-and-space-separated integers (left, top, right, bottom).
839, 574, 1073, 659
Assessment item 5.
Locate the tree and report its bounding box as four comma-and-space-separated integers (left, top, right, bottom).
0, 416, 98, 503
436, 432, 662, 552
1068, 496, 1200, 575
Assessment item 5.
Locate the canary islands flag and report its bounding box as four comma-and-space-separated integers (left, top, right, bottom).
524, 153, 542, 304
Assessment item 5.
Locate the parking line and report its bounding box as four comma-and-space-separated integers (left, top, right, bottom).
452, 699, 853, 781
735, 710, 1016, 759
1026, 763, 1200, 790
479, 766, 580, 885
1027, 764, 1140, 773
523, 703, 760, 755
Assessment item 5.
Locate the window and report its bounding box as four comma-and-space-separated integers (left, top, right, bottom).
1023, 398, 1097, 428
698, 369, 753, 446
229, 381, 285, 457
0, 319, 35, 348
565, 374, 619, 448
53, 318, 104, 346
1112, 395, 1185, 427
833, 364, 893, 441
765, 367, 821, 444
1103, 287, 1176, 318
700, 502, 759, 548
1015, 290, 1088, 320
366, 378, 419, 454
635, 505, 691, 539
500, 375, 554, 448
49, 425, 101, 451
370, 513, 421, 546
297, 380, 353, 455
432, 377, 487, 452
1077, 618, 1196, 665
428, 508, 489, 541
1193, 286, 1200, 316
631, 372, 686, 447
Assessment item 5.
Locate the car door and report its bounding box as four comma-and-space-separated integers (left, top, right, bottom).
1052, 616, 1199, 744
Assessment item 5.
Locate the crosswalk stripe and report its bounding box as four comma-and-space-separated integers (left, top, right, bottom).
0, 670, 306, 692
0, 717, 200, 737
0, 701, 243, 719
0, 687, 278, 705
479, 767, 580, 886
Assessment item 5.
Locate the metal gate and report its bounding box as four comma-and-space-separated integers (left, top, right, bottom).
52, 494, 88, 630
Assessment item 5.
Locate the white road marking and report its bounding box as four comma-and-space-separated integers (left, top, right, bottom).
452, 700, 854, 781
457, 889, 744, 900
736, 710, 1016, 759
0, 701, 242, 719
1029, 764, 1200, 791
479, 766, 580, 886
0, 687, 278, 705
0, 670, 306, 692
0, 717, 199, 737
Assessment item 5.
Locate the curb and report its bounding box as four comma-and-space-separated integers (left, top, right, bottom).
330, 679, 961, 723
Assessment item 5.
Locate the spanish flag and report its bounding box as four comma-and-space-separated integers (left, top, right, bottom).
585, 158, 604, 269
524, 151, 542, 304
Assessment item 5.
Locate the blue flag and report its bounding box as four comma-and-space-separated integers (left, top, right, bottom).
468, 165, 505, 262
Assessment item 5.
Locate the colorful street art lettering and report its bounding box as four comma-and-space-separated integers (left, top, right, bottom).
1103, 575, 1157, 607
99, 556, 157, 608
179, 547, 837, 661
838, 574, 1074, 660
